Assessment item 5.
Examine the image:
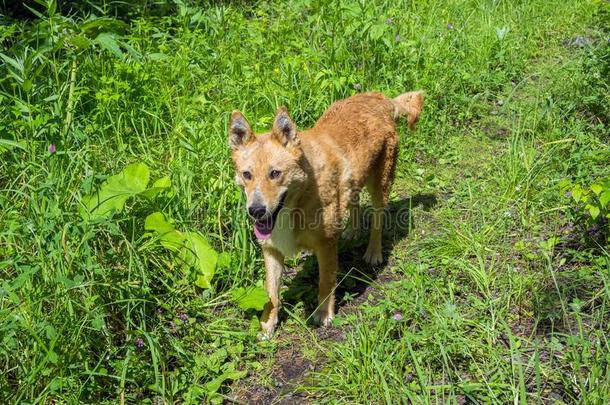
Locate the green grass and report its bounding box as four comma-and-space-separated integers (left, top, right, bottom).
1, 0, 609, 403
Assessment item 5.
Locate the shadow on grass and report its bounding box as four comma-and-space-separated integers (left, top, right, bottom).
282, 193, 438, 320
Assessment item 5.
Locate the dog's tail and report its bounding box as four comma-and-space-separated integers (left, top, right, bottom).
391, 90, 424, 130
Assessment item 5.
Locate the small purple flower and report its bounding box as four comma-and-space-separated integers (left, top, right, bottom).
178, 313, 189, 323
447, 23, 454, 30
385, 18, 394, 25
134, 338, 145, 348
48, 144, 56, 154
156, 307, 164, 315
587, 224, 601, 237
353, 83, 362, 91
393, 312, 403, 321
395, 35, 402, 43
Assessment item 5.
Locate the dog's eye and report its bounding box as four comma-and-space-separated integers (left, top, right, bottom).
242, 171, 252, 180
269, 169, 282, 179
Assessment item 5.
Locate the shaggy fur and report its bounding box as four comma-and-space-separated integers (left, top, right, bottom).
229, 91, 424, 337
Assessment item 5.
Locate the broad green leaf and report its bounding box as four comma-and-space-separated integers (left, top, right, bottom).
557, 178, 571, 193
145, 212, 174, 233
224, 370, 247, 380
369, 24, 386, 40
600, 191, 610, 208
81, 163, 150, 220
118, 39, 142, 60
539, 237, 559, 251
94, 33, 123, 58
204, 370, 247, 395
203, 375, 224, 395
217, 252, 231, 269
205, 348, 227, 372
194, 274, 209, 289
587, 205, 600, 220
591, 184, 603, 196
140, 176, 172, 199
231, 286, 269, 310
571, 185, 582, 202
80, 17, 129, 36
145, 213, 218, 288
144, 212, 184, 251
70, 35, 92, 50
181, 232, 217, 288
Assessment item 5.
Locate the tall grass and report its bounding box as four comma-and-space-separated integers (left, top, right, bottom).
1, 0, 609, 402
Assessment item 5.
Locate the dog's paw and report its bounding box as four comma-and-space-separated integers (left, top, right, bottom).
257, 331, 272, 341
259, 318, 277, 339
363, 247, 383, 265
313, 309, 334, 327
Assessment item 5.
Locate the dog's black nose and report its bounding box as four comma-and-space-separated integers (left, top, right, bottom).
248, 204, 267, 220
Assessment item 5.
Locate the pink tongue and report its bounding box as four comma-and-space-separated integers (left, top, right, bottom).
254, 221, 273, 240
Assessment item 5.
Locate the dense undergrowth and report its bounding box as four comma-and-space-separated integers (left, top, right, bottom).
1, 0, 608, 403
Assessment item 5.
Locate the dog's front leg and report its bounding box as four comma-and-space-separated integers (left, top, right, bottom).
259, 247, 284, 339
314, 240, 338, 326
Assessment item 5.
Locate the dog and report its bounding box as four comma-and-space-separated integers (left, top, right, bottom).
228, 90, 423, 338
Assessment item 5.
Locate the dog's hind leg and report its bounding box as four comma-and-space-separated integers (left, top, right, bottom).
363, 137, 398, 265
363, 180, 384, 265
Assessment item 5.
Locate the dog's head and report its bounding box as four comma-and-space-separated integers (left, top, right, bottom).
228, 107, 307, 240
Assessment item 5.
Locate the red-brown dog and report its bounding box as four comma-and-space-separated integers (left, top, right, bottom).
229, 91, 423, 338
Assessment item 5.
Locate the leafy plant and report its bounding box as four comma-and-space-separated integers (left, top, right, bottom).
80, 162, 152, 220
560, 178, 610, 228
231, 283, 269, 311
145, 212, 222, 288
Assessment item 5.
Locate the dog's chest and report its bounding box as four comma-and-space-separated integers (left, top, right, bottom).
262, 209, 300, 258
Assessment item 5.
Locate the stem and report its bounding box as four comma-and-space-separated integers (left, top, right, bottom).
63, 58, 77, 136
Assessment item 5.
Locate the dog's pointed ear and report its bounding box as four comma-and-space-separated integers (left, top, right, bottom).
228, 111, 252, 150
272, 107, 299, 147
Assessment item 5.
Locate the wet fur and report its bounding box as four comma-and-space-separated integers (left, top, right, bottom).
229, 91, 424, 338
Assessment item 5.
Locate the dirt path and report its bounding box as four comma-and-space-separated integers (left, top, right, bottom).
229, 191, 442, 403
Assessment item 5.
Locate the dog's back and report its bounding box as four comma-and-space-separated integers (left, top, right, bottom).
302, 91, 423, 192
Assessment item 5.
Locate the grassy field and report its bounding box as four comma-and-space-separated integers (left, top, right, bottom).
1, 0, 609, 403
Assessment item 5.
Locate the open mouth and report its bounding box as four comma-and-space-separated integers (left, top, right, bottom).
253, 193, 287, 240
